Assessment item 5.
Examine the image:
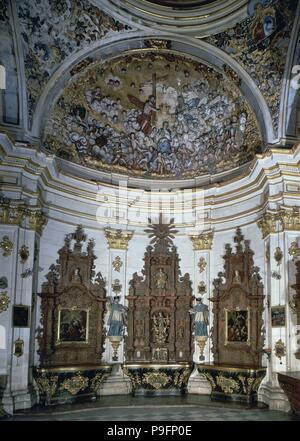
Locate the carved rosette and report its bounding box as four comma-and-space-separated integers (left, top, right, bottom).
104, 228, 133, 250
190, 231, 214, 251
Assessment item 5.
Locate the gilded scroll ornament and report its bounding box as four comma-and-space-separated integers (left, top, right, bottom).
190, 232, 214, 251
35, 374, 58, 402
173, 369, 191, 388
0, 236, 13, 256
90, 373, 106, 393
202, 372, 216, 388
216, 375, 239, 394
112, 256, 123, 272
198, 257, 207, 273
105, 228, 133, 250
0, 292, 10, 313
143, 372, 170, 389
60, 374, 88, 395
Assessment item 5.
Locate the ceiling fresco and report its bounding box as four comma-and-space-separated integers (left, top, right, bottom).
206, 0, 297, 131
43, 51, 262, 179
17, 0, 130, 126
144, 0, 217, 7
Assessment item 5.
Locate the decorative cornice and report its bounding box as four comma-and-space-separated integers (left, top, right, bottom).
104, 228, 133, 250
190, 231, 214, 251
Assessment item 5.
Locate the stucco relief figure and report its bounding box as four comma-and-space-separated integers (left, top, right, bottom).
152, 312, 170, 344
189, 297, 209, 337
107, 296, 128, 337
155, 268, 168, 290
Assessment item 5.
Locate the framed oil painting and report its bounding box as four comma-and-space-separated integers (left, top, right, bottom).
13, 305, 30, 327
271, 306, 285, 327
225, 309, 250, 345
57, 307, 89, 343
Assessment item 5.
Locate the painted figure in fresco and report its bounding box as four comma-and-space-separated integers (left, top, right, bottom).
127, 94, 158, 134
107, 296, 128, 337
189, 297, 209, 337
155, 268, 168, 290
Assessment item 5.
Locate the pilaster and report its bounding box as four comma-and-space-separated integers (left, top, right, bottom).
103, 228, 133, 364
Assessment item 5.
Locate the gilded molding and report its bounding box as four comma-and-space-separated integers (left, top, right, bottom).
190, 231, 214, 251
104, 228, 133, 250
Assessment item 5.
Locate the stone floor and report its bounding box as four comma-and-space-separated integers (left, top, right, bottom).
8, 395, 300, 421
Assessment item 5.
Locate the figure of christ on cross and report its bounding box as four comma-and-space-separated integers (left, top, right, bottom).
127, 73, 166, 135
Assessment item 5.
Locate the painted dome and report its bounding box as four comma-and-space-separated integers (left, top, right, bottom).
43, 51, 262, 180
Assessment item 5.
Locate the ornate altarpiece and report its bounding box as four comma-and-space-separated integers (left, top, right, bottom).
38, 225, 107, 366
198, 228, 266, 404
124, 216, 193, 394
34, 226, 110, 405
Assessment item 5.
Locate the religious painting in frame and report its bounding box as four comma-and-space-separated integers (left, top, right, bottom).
12, 305, 30, 327
225, 308, 250, 345
57, 307, 89, 344
271, 306, 286, 327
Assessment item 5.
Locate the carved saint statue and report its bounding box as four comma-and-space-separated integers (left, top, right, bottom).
155, 268, 168, 290
152, 312, 170, 344
107, 296, 128, 337
189, 297, 209, 337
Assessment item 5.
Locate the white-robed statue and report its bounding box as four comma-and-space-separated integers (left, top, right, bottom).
107, 296, 128, 337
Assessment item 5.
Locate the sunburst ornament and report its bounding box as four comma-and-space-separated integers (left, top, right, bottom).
144, 213, 178, 248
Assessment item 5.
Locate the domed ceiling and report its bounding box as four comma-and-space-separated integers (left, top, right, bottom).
144, 0, 217, 7
43, 51, 262, 179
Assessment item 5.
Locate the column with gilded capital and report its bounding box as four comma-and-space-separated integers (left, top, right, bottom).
103, 228, 133, 365
257, 208, 290, 411
0, 198, 47, 413
187, 230, 214, 395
